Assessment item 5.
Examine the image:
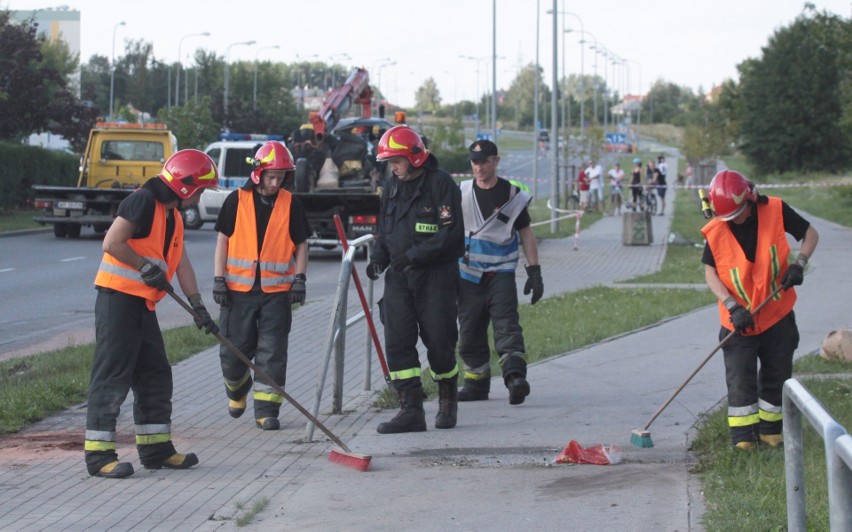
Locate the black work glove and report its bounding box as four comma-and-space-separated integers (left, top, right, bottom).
290, 274, 306, 305
781, 263, 804, 290
366, 261, 388, 281
391, 254, 412, 273
725, 297, 754, 334
189, 293, 218, 335
213, 276, 231, 307
139, 258, 172, 292
524, 264, 544, 304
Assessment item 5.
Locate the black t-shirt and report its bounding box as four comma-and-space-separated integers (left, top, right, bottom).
472, 178, 531, 231
214, 184, 310, 251
702, 200, 810, 266
116, 178, 177, 258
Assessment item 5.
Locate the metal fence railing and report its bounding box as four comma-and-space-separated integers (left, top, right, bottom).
782, 377, 852, 531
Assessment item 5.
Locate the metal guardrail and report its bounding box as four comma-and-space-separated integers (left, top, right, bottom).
305, 234, 376, 442
782, 377, 852, 531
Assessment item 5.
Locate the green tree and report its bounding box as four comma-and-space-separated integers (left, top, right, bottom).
415, 77, 441, 113
642, 80, 700, 125
503, 63, 548, 129
737, 7, 852, 174
0, 12, 95, 148
156, 96, 218, 150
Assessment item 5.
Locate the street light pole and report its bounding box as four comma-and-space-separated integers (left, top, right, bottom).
491, 0, 498, 140
109, 21, 126, 120
223, 40, 256, 125
550, 0, 559, 231
176, 32, 210, 107
253, 45, 280, 111
532, 0, 540, 198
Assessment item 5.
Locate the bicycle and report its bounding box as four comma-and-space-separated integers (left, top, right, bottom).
644, 186, 658, 214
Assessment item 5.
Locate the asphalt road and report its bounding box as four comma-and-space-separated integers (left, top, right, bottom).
0, 225, 362, 361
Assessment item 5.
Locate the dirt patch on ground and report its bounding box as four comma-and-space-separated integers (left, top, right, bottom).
0, 430, 134, 460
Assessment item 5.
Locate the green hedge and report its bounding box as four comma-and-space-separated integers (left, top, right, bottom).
0, 143, 78, 212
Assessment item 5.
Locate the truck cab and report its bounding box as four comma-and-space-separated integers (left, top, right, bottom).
182, 135, 281, 229
33, 122, 176, 238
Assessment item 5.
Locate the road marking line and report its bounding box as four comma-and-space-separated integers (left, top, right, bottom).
60, 256, 86, 262
0, 268, 14, 273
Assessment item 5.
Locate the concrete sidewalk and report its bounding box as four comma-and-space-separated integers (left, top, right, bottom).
2, 179, 850, 531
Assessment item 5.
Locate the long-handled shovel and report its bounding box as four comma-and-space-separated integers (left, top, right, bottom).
630, 285, 784, 448
332, 214, 391, 389
166, 287, 372, 471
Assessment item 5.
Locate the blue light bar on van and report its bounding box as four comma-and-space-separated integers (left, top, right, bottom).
218, 133, 285, 141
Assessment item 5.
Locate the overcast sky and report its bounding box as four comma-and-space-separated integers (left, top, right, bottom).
5, 0, 851, 107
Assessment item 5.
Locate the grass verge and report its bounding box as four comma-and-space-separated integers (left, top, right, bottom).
0, 327, 218, 435
692, 355, 852, 531
0, 208, 44, 233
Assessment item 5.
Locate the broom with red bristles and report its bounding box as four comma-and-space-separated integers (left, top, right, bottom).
167, 288, 372, 471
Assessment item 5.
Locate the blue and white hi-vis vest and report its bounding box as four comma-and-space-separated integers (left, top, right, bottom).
459, 179, 533, 283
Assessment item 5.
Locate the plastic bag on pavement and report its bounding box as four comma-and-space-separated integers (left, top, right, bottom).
555, 440, 622, 465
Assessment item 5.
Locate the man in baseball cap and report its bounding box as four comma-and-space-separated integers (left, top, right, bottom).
468, 139, 499, 162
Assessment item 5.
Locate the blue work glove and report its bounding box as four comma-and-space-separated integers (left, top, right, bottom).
139, 258, 172, 292
524, 264, 544, 304
366, 261, 388, 281
213, 276, 231, 307
725, 297, 754, 334
290, 274, 306, 305
188, 293, 218, 335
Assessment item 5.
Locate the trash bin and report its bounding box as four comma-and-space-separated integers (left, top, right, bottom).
622, 211, 653, 246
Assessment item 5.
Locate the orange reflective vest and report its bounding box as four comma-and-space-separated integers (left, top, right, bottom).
701, 197, 796, 335
94, 202, 184, 311
225, 188, 296, 292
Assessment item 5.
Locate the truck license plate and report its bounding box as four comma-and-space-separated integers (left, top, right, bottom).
57, 201, 85, 210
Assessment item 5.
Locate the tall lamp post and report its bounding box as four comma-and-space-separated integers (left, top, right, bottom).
109, 21, 126, 120
459, 55, 486, 135
176, 32, 210, 107
253, 45, 280, 111
374, 58, 396, 116
327, 53, 351, 89
223, 40, 256, 125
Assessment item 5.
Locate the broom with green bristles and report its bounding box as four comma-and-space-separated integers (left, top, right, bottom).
631, 286, 782, 448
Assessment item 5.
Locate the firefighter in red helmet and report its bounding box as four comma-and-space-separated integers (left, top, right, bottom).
367, 126, 465, 433
701, 170, 819, 450
86, 149, 219, 478
213, 141, 310, 431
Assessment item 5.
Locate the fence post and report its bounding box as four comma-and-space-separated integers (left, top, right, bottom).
783, 380, 807, 531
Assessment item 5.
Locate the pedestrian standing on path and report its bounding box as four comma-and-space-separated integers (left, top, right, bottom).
701, 170, 818, 450
630, 157, 643, 211
586, 159, 605, 213
577, 166, 590, 209
366, 126, 465, 433
656, 155, 668, 215
608, 162, 625, 215
86, 150, 219, 478
213, 141, 310, 431
456, 140, 543, 405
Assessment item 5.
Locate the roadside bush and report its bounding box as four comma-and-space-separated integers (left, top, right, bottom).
0, 143, 78, 212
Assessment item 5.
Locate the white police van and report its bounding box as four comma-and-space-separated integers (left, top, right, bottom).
182, 133, 283, 229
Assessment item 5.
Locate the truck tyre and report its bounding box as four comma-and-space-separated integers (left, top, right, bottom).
182, 206, 203, 230
53, 223, 68, 238
295, 158, 312, 193
66, 224, 82, 238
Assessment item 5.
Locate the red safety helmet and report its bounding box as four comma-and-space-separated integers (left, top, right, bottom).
707, 170, 757, 221
159, 149, 219, 200
248, 141, 296, 184
376, 126, 429, 168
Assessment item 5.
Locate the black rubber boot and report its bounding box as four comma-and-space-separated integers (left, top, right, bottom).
506, 374, 530, 405
458, 378, 490, 402
377, 388, 427, 434
435, 375, 458, 429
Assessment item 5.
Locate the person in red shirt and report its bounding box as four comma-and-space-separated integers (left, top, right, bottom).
577, 168, 590, 210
